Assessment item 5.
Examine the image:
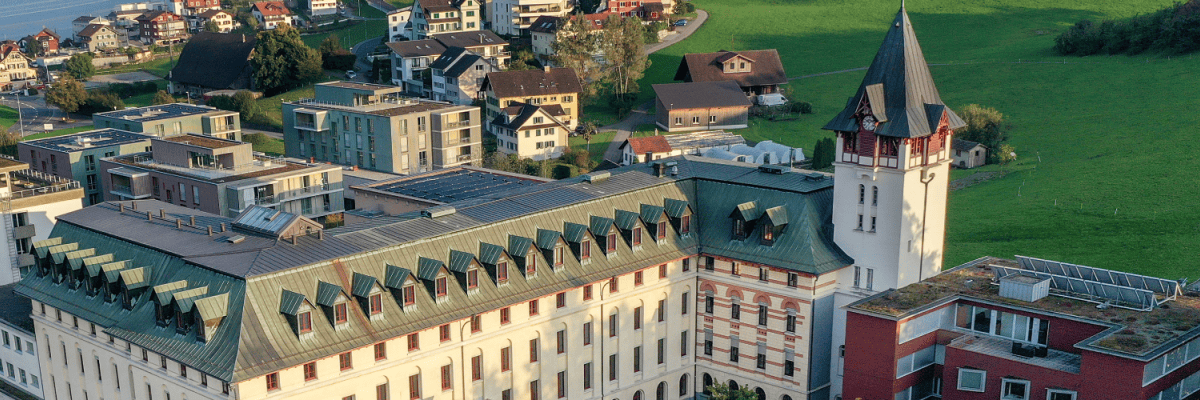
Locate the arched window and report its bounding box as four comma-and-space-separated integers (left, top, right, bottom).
679, 374, 689, 397
632, 390, 643, 400
755, 387, 766, 400
728, 380, 739, 391
656, 382, 665, 400
703, 374, 713, 395
872, 186, 878, 206
858, 184, 865, 204
782, 395, 794, 400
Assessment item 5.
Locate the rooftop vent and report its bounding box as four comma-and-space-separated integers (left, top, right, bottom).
583, 171, 610, 183
226, 235, 246, 244
423, 205, 456, 218
758, 164, 789, 175
804, 172, 825, 181
998, 274, 1051, 302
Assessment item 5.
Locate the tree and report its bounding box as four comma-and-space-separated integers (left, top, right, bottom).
204, 20, 222, 33
319, 34, 343, 57
45, 75, 86, 116
24, 39, 42, 58
997, 144, 1017, 167
251, 25, 323, 95
208, 90, 261, 121
63, 53, 96, 80
151, 90, 176, 105
551, 15, 603, 101
956, 104, 1010, 163
600, 15, 649, 109
707, 383, 757, 400
507, 48, 539, 71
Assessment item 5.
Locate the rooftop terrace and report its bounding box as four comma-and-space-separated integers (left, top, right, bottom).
21, 129, 152, 153
112, 153, 312, 184
291, 97, 460, 117
162, 134, 243, 149
850, 257, 1200, 356
360, 167, 549, 204
95, 103, 232, 122
0, 157, 83, 210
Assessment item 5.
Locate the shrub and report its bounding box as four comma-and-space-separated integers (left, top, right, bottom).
242, 132, 273, 146
77, 91, 125, 115
552, 164, 579, 179
1055, 1, 1200, 56
324, 53, 357, 71
25, 88, 37, 96
791, 101, 813, 114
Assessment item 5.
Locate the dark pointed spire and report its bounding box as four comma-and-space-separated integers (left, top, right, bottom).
822, 6, 965, 138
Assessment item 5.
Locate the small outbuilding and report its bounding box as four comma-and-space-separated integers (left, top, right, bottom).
951, 138, 987, 168
653, 80, 752, 132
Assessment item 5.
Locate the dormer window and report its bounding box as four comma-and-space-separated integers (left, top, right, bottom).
334, 302, 348, 324
497, 261, 509, 283
369, 294, 383, 315
299, 311, 313, 333
435, 276, 448, 298
554, 247, 564, 266
762, 226, 774, 245
681, 215, 691, 234
467, 269, 478, 289
656, 221, 666, 240
402, 285, 416, 306
632, 227, 642, 246
580, 239, 591, 260
733, 219, 746, 239
526, 252, 537, 276
607, 234, 617, 252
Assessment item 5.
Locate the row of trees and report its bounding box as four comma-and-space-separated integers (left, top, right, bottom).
1055, 0, 1200, 55
551, 14, 651, 116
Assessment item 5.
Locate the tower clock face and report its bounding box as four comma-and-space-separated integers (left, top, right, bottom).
862, 115, 877, 131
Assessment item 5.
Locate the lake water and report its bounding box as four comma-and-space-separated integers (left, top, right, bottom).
0, 0, 130, 42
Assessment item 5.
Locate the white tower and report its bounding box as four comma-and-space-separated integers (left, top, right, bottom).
823, 5, 965, 398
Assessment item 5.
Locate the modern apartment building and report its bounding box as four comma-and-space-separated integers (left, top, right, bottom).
282, 82, 482, 174
490, 0, 573, 36
98, 134, 345, 221
0, 284, 44, 399
844, 256, 1200, 400
18, 129, 153, 206
93, 103, 242, 141
408, 0, 482, 39
0, 157, 83, 285
482, 67, 582, 131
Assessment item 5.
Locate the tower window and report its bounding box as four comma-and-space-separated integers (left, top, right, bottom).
857, 214, 864, 230
872, 186, 878, 206
733, 219, 746, 239
858, 184, 865, 204
843, 132, 858, 152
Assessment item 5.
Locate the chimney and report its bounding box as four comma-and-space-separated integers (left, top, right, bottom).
207, 226, 213, 236
159, 209, 166, 218
220, 222, 227, 232
653, 162, 664, 178
318, 230, 324, 240
543, 65, 551, 72
147, 211, 153, 220
189, 216, 196, 226
176, 219, 183, 229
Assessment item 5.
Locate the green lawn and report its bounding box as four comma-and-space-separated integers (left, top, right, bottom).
254, 137, 286, 155
637, 0, 1195, 278
253, 82, 325, 128
569, 131, 616, 166
0, 106, 17, 133
119, 80, 170, 107
383, 0, 415, 8
22, 126, 96, 140
96, 57, 179, 78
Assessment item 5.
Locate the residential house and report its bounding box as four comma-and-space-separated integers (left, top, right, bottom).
76, 24, 122, 52
182, 0, 221, 16
282, 82, 483, 174
386, 39, 447, 97
951, 138, 986, 169
599, 0, 671, 18
136, 10, 189, 44
72, 16, 112, 41
0, 49, 37, 91
652, 81, 752, 132
430, 31, 509, 67
252, 1, 295, 30
108, 9, 147, 41
0, 157, 83, 285
429, 47, 499, 105
490, 102, 571, 160
844, 256, 1200, 400
0, 41, 19, 56
482, 67, 582, 131
195, 10, 236, 33
93, 103, 242, 141
617, 130, 746, 165
18, 129, 155, 206
408, 0, 481, 40
307, 0, 340, 16
0, 284, 46, 398
387, 7, 413, 41
20, 29, 60, 54
347, 166, 549, 221
528, 16, 561, 58
167, 32, 257, 97
99, 134, 346, 220
674, 49, 788, 103
491, 0, 572, 36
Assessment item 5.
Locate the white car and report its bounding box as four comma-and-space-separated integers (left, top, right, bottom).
346, 70, 357, 79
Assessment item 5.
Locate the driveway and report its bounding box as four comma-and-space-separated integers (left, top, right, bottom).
85, 71, 161, 89
644, 10, 709, 55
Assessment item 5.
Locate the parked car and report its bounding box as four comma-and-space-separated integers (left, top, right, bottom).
346, 70, 357, 79
674, 19, 688, 26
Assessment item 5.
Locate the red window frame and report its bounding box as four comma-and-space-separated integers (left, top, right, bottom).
266, 372, 279, 391
659, 264, 667, 278
497, 261, 509, 283
298, 311, 312, 333
526, 252, 537, 275
369, 293, 383, 315
500, 307, 511, 324
581, 239, 590, 259
529, 299, 539, 316
439, 324, 450, 342
435, 277, 448, 298
408, 374, 421, 399
657, 221, 666, 239
609, 277, 618, 293
471, 355, 482, 381
402, 286, 415, 306
303, 362, 317, 381
334, 303, 348, 324
339, 352, 352, 371
556, 292, 566, 308
529, 338, 539, 362
583, 285, 593, 300
374, 342, 387, 360
407, 333, 419, 351
633, 227, 642, 245
500, 346, 511, 371
681, 215, 691, 234
607, 233, 617, 252
440, 364, 452, 390
466, 269, 478, 289
634, 271, 643, 286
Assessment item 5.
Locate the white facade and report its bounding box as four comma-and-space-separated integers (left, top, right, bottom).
489, 0, 572, 36
387, 7, 412, 41
0, 319, 43, 399
0, 196, 83, 286
309, 0, 339, 16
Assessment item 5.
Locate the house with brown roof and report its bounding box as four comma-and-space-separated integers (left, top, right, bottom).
21, 28, 61, 55
77, 24, 121, 52
408, 0, 482, 39
196, 10, 236, 33
490, 102, 572, 160
167, 32, 257, 97
182, 0, 222, 16
252, 1, 295, 30
617, 130, 747, 165
951, 138, 987, 168
136, 10, 188, 44
653, 80, 752, 132
674, 49, 788, 104
73, 16, 111, 41
482, 67, 582, 133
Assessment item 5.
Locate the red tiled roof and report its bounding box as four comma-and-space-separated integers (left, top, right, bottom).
623, 135, 671, 154
253, 1, 292, 17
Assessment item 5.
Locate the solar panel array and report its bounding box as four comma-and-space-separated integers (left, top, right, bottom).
378, 170, 539, 203
992, 266, 1158, 311
1016, 256, 1181, 296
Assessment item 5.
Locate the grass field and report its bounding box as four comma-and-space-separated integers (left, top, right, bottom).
301, 3, 389, 49
0, 106, 17, 133
96, 57, 179, 78
119, 80, 170, 108
640, 0, 1197, 279
569, 131, 616, 166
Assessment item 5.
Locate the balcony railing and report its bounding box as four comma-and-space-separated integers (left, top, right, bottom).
246, 182, 344, 207
444, 120, 473, 129
417, 124, 428, 132
456, 153, 475, 162
295, 121, 319, 130
515, 5, 563, 12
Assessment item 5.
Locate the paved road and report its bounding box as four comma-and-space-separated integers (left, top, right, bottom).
598, 10, 709, 163
350, 36, 386, 82
0, 94, 88, 136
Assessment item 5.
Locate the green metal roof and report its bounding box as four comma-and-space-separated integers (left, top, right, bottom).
477, 242, 506, 265
764, 206, 789, 227
66, 249, 97, 270
663, 198, 691, 218
562, 222, 588, 243
279, 289, 306, 314
384, 264, 412, 289
49, 243, 80, 264
195, 293, 229, 321
32, 237, 62, 257
153, 281, 188, 305
101, 261, 129, 283
613, 210, 640, 230
448, 250, 474, 273
508, 235, 533, 257
351, 272, 377, 297
173, 287, 209, 313
120, 267, 149, 289
640, 204, 666, 225
536, 229, 561, 250
83, 254, 114, 277
733, 201, 759, 221
589, 216, 615, 237
315, 281, 343, 306
416, 257, 444, 281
